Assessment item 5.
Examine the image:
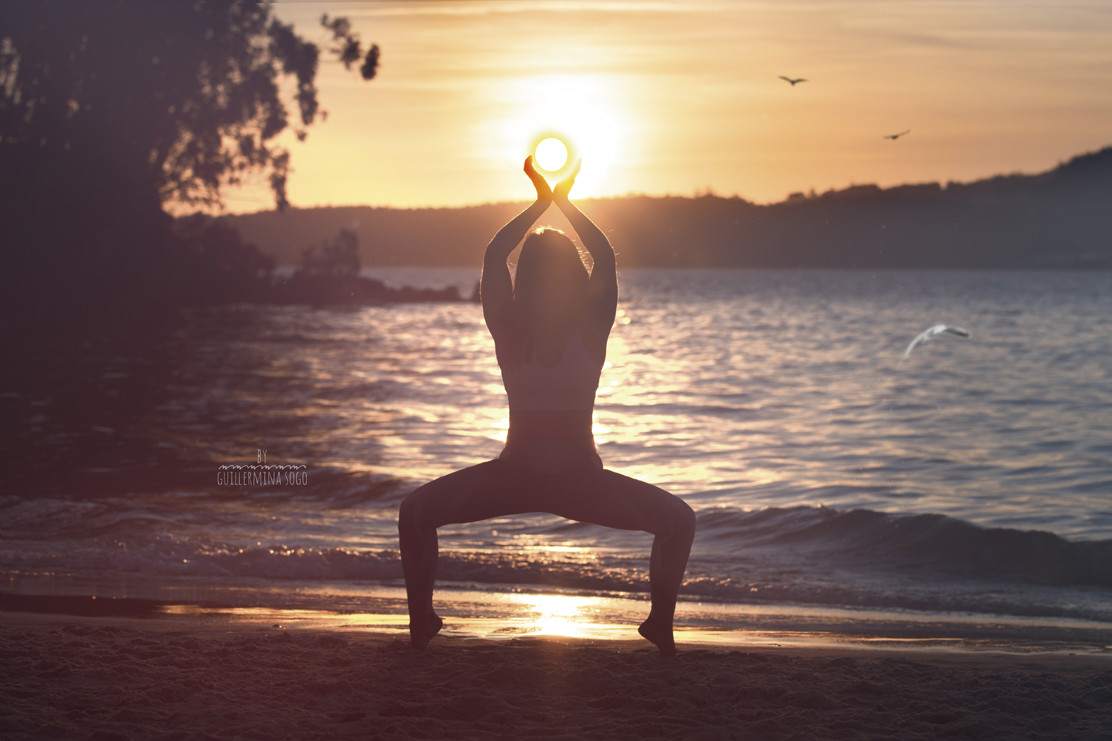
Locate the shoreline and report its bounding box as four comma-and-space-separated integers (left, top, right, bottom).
4, 582, 1112, 660
3, 611, 1111, 740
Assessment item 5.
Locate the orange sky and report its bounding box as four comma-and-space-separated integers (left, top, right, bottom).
221, 0, 1112, 212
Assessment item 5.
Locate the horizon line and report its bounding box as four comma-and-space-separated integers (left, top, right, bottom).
208, 142, 1111, 218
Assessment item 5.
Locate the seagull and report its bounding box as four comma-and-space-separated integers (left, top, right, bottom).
779, 76, 807, 86
884, 129, 911, 140
901, 324, 971, 363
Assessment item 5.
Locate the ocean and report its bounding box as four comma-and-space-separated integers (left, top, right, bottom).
2, 268, 1110, 651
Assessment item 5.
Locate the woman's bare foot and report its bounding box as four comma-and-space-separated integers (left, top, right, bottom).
638, 616, 676, 657
409, 612, 444, 650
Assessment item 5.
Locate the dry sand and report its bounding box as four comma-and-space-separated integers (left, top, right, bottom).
2, 613, 1110, 740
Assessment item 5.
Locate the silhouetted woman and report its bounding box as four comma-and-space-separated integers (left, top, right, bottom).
398, 156, 696, 655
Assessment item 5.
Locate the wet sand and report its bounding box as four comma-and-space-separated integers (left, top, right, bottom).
2, 611, 1110, 740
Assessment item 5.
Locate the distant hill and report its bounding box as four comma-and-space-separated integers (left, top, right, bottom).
222, 146, 1112, 269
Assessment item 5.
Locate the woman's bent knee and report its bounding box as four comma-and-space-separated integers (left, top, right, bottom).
641, 490, 696, 540
398, 486, 430, 532
681, 498, 697, 531
667, 497, 697, 542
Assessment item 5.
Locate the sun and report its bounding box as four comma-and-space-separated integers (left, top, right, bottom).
534, 136, 569, 173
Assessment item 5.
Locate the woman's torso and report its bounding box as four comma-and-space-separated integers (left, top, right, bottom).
498, 326, 605, 474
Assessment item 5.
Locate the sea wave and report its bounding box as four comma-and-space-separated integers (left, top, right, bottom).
693, 505, 1112, 587
4, 494, 1109, 588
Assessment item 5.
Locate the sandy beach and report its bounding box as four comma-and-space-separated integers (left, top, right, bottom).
2, 611, 1110, 741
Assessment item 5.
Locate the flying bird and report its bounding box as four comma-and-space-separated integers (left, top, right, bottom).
884, 129, 911, 140
901, 324, 971, 363
779, 76, 808, 86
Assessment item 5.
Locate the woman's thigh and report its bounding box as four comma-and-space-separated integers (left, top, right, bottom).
402, 460, 546, 528
547, 469, 691, 536
403, 461, 689, 536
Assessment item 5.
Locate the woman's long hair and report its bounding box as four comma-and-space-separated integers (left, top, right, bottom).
512, 227, 589, 360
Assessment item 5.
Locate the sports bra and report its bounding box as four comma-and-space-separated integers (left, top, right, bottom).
500, 332, 603, 412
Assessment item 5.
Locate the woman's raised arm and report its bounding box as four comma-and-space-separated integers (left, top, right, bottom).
480, 157, 551, 335
553, 161, 618, 333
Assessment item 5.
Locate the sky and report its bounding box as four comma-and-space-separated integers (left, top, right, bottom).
222, 0, 1112, 212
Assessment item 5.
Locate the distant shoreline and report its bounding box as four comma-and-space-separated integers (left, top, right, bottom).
222, 146, 1112, 271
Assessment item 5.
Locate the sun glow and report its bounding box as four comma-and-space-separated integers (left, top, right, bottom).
496, 74, 631, 197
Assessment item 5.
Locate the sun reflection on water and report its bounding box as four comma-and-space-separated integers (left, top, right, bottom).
515, 542, 595, 561
504, 592, 605, 638
487, 414, 510, 443
591, 420, 612, 443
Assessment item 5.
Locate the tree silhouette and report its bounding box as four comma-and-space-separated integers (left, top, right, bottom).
1, 1, 376, 212
175, 214, 275, 304
0, 1, 378, 349
298, 228, 361, 278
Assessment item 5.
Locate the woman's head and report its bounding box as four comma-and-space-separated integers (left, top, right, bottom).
513, 228, 589, 326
